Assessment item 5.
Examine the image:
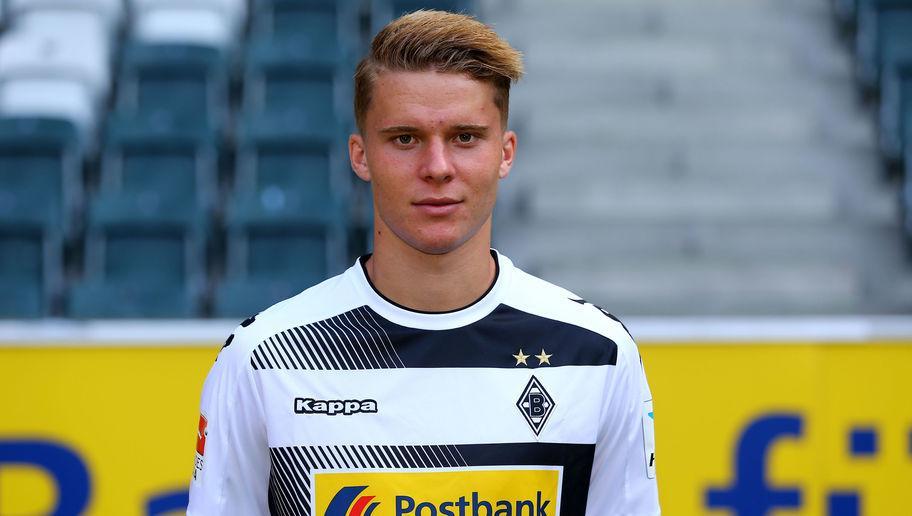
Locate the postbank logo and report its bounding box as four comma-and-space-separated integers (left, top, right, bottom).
314, 467, 562, 516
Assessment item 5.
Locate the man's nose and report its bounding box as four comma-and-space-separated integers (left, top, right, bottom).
421, 137, 454, 183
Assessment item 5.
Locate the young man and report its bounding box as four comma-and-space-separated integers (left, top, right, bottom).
188, 10, 659, 515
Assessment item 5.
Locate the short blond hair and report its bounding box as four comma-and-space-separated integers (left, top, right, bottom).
353, 10, 524, 132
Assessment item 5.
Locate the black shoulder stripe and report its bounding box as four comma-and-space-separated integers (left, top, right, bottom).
240, 314, 257, 327
602, 311, 634, 341
567, 297, 634, 341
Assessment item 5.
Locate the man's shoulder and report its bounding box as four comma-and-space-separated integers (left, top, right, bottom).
216, 269, 361, 364
503, 264, 635, 350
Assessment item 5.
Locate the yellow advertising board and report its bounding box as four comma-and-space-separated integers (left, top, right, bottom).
1, 341, 910, 515
640, 342, 912, 516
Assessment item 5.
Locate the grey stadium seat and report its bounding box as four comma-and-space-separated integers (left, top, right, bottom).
130, 0, 247, 50
7, 0, 125, 38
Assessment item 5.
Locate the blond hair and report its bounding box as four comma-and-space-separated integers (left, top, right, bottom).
353, 10, 524, 132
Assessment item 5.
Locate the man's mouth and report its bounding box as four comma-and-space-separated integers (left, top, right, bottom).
413, 197, 462, 215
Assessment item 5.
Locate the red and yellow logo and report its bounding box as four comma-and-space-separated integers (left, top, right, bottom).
314, 467, 562, 516
195, 414, 208, 455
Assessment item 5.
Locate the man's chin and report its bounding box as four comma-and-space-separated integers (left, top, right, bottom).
405, 233, 472, 256
412, 241, 464, 256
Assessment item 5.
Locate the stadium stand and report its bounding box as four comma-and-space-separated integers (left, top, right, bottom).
0, 14, 110, 140
0, 118, 78, 317
0, 0, 498, 318
67, 116, 215, 317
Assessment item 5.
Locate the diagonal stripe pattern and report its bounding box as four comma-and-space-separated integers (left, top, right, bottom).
252, 306, 405, 371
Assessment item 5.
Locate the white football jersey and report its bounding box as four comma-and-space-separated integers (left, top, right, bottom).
187, 250, 660, 515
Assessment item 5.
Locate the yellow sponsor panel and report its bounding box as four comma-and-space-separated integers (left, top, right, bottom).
640, 342, 912, 516
0, 345, 215, 516
0, 341, 910, 515
313, 467, 561, 516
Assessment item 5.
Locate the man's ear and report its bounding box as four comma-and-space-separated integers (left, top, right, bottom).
349, 134, 371, 182
498, 130, 517, 179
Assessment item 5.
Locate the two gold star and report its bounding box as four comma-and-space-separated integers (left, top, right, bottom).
514, 349, 552, 366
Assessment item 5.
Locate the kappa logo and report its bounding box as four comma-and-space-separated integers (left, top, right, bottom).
295, 398, 378, 416
516, 376, 556, 436
325, 485, 379, 516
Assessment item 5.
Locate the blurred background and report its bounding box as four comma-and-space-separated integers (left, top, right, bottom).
0, 0, 910, 514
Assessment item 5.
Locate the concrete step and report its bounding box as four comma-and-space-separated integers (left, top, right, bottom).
524, 174, 841, 223
497, 0, 834, 43
513, 36, 851, 85
501, 143, 898, 224
511, 142, 880, 184
494, 222, 905, 270
512, 72, 860, 113
517, 104, 874, 149
534, 260, 863, 316
484, 0, 912, 316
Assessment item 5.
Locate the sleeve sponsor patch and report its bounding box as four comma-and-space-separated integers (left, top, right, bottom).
193, 414, 207, 480
642, 399, 656, 479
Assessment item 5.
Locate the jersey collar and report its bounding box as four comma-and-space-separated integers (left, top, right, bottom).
348, 249, 512, 330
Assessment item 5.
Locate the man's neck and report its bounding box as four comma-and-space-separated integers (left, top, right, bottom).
365, 222, 497, 313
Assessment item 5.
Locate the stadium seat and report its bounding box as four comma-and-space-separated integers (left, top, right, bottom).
0, 79, 96, 139
213, 276, 317, 318
133, 7, 232, 50
0, 117, 82, 236
855, 0, 912, 91
116, 43, 228, 131
130, 0, 247, 50
0, 23, 110, 109
244, 37, 340, 115
70, 116, 215, 317
69, 202, 206, 318
903, 98, 912, 240
8, 0, 123, 23
100, 115, 218, 221
215, 179, 346, 316
215, 216, 338, 317
899, 62, 912, 144
236, 117, 336, 200
833, 0, 859, 28
0, 117, 74, 316
131, 0, 247, 32
0, 230, 48, 318
69, 236, 203, 318
8, 0, 125, 38
370, 0, 475, 32
251, 0, 359, 59
874, 5, 912, 159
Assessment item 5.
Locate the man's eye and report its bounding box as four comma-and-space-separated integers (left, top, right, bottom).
397, 135, 413, 145
457, 133, 474, 143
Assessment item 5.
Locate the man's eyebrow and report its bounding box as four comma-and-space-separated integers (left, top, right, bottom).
378, 125, 419, 134
454, 124, 489, 132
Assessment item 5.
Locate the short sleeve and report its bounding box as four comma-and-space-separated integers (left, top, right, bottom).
586, 333, 661, 515
187, 327, 271, 515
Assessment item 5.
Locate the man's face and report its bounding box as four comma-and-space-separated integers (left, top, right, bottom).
349, 70, 516, 255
